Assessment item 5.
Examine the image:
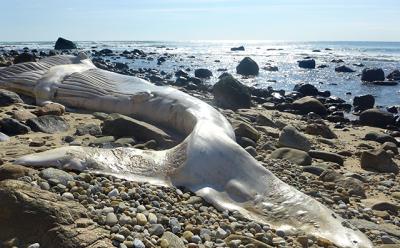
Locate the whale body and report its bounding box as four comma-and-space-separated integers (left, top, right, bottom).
0, 54, 372, 247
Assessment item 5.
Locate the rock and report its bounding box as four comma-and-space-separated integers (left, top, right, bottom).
245, 146, 257, 157
365, 132, 397, 144
278, 126, 311, 151
361, 68, 385, 82
256, 113, 277, 127
102, 114, 173, 146
225, 234, 270, 248
114, 62, 128, 71
37, 102, 65, 116
308, 150, 344, 166
161, 232, 185, 248
237, 136, 256, 148
0, 164, 37, 181
305, 123, 337, 139
231, 46, 245, 51
0, 118, 31, 135
136, 213, 147, 226
39, 168, 74, 186
99, 49, 113, 55
353, 94, 375, 112
26, 115, 69, 134
114, 137, 136, 147
133, 239, 145, 248
372, 202, 399, 215
13, 109, 37, 122
373, 81, 398, 86
360, 149, 399, 174
0, 89, 23, 106
213, 75, 251, 110
350, 219, 400, 239
381, 142, 398, 155
54, 37, 77, 50
149, 224, 165, 236
339, 177, 366, 197
75, 124, 102, 136
387, 70, 400, 81
89, 136, 115, 147
359, 109, 395, 128
0, 132, 9, 142
292, 96, 327, 115
236, 57, 259, 76
298, 59, 316, 69
293, 83, 318, 96
270, 148, 312, 166
13, 52, 36, 64
105, 213, 118, 226
0, 180, 112, 247
335, 65, 355, 73
263, 65, 278, 71
233, 121, 260, 142
194, 68, 212, 79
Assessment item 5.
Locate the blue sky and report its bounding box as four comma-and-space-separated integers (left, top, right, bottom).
1, 0, 400, 41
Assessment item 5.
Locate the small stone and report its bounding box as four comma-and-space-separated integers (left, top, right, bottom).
106, 213, 118, 226
136, 213, 147, 226
133, 239, 145, 248
27, 243, 40, 248
108, 188, 120, 197
149, 224, 165, 236
113, 234, 125, 242
160, 239, 169, 248
61, 192, 74, 200
119, 215, 133, 225
183, 231, 194, 241
148, 213, 157, 224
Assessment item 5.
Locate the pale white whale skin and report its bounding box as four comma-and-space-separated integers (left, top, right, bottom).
0, 54, 372, 248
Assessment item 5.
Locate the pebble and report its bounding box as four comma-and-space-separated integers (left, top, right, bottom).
133, 239, 145, 248
61, 192, 74, 200
136, 213, 147, 226
27, 243, 40, 248
106, 212, 118, 226
149, 224, 165, 236
107, 188, 119, 197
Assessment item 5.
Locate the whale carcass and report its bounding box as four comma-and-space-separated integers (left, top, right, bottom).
0, 54, 372, 247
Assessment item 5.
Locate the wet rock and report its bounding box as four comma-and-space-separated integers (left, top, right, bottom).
292, 96, 327, 115
361, 68, 385, 82
102, 114, 173, 146
13, 52, 36, 64
26, 115, 69, 133
0, 89, 23, 106
360, 149, 399, 174
278, 126, 311, 151
231, 46, 245, 51
293, 83, 318, 96
263, 65, 279, 71
305, 123, 337, 139
236, 57, 259, 76
0, 180, 111, 247
353, 94, 375, 112
0, 164, 37, 181
387, 70, 400, 81
298, 59, 315, 69
0, 118, 31, 135
335, 65, 355, 73
233, 121, 260, 142
54, 37, 77, 50
308, 150, 344, 166
213, 75, 251, 110
37, 102, 65, 116
359, 109, 395, 128
270, 148, 312, 166
194, 68, 212, 79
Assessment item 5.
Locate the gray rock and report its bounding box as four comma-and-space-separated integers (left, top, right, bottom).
161, 232, 185, 248
305, 123, 337, 139
26, 115, 69, 133
270, 148, 312, 166
245, 146, 257, 157
39, 168, 74, 186
382, 142, 399, 155
149, 224, 165, 236
350, 219, 400, 239
0, 118, 31, 135
133, 239, 145, 248
213, 74, 251, 110
169, 217, 181, 233
308, 150, 344, 166
107, 188, 120, 197
278, 126, 311, 151
364, 132, 397, 144
236, 57, 259, 76
234, 121, 260, 142
0, 89, 23, 106
75, 124, 102, 136
360, 149, 399, 174
292, 96, 327, 115
359, 109, 395, 128
106, 213, 118, 226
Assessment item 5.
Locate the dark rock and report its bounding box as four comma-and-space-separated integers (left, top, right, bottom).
0, 89, 23, 106
102, 114, 173, 146
234, 122, 260, 142
308, 150, 344, 166
194, 68, 212, 79
114, 62, 128, 71
175, 70, 189, 77
99, 49, 113, 55
0, 118, 31, 135
26, 115, 69, 134
371, 202, 399, 215
302, 166, 326, 176
0, 180, 112, 247
381, 142, 398, 155
237, 136, 256, 148
373, 81, 398, 86
361, 68, 385, 82
230, 46, 245, 51
339, 177, 366, 197
292, 96, 327, 115
213, 75, 251, 110
298, 59, 315, 69
353, 95, 374, 112
359, 109, 395, 128
364, 132, 397, 144
13, 52, 36, 64
75, 124, 102, 136
54, 37, 77, 50
236, 57, 259, 76
335, 65, 355, 73
360, 149, 399, 174
263, 66, 278, 72
293, 83, 318, 96
387, 70, 400, 81
305, 123, 337, 139
270, 148, 312, 166
278, 126, 311, 151
0, 164, 37, 181
331, 59, 344, 63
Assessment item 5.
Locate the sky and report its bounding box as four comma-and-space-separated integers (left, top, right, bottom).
1, 0, 400, 42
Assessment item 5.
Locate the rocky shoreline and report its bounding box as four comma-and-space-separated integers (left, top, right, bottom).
0, 39, 400, 248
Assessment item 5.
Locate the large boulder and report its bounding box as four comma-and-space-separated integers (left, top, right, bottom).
359, 109, 395, 128
270, 148, 312, 166
0, 89, 23, 106
360, 149, 399, 174
13, 52, 36, 64
102, 114, 173, 146
278, 126, 311, 151
298, 59, 315, 69
213, 75, 251, 110
0, 180, 112, 247
293, 83, 318, 96
353, 94, 375, 112
54, 37, 77, 50
291, 96, 327, 115
194, 68, 213, 79
236, 57, 259, 76
361, 68, 385, 82
39, 168, 74, 186
26, 115, 69, 133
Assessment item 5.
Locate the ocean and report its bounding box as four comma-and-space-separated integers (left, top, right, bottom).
1, 40, 400, 107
